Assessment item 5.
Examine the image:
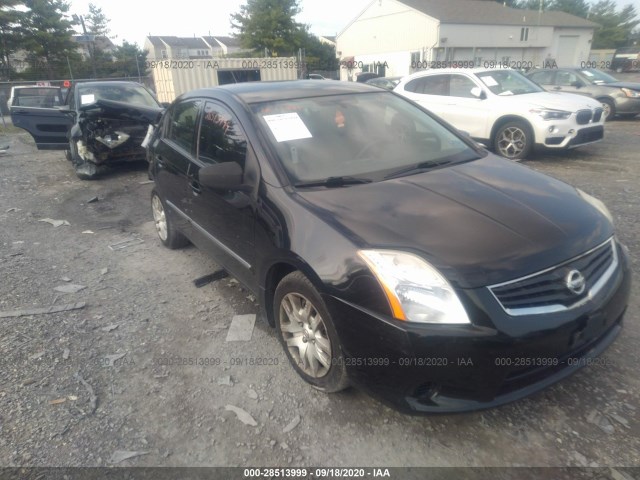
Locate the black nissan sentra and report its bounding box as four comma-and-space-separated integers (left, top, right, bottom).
148, 80, 631, 413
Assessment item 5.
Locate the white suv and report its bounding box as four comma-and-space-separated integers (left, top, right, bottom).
394, 68, 605, 160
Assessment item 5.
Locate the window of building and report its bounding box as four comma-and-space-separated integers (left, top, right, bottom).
520, 27, 529, 42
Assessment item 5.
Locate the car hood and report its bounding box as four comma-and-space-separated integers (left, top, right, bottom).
604, 81, 640, 91
79, 99, 164, 124
295, 155, 613, 288
525, 91, 601, 110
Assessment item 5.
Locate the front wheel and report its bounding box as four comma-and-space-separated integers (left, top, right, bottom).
274, 271, 349, 393
493, 121, 532, 160
600, 98, 615, 121
69, 139, 99, 180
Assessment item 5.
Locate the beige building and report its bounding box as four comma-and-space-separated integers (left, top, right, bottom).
144, 36, 243, 60
337, 0, 597, 80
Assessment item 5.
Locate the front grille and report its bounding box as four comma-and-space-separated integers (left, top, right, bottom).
489, 238, 618, 316
593, 108, 603, 122
571, 125, 604, 146
576, 109, 592, 125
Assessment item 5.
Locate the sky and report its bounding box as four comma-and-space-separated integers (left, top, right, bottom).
66, 0, 640, 47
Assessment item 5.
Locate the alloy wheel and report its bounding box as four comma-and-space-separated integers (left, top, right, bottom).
279, 292, 332, 378
151, 195, 168, 241
497, 126, 527, 159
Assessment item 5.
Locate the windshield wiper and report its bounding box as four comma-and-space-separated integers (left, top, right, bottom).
294, 176, 373, 188
384, 159, 455, 180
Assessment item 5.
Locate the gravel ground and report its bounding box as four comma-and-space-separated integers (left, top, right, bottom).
0, 100, 638, 473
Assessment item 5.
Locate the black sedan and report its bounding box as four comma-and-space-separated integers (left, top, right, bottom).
11, 81, 163, 179
147, 80, 631, 413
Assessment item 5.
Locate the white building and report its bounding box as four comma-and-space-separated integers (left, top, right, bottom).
336, 0, 597, 80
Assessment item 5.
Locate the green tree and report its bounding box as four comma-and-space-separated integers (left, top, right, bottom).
295, 28, 337, 72
230, 0, 303, 56
550, 0, 590, 17
85, 2, 110, 37
111, 41, 148, 78
0, 0, 25, 80
22, 0, 78, 79
589, 0, 640, 48
501, 0, 589, 16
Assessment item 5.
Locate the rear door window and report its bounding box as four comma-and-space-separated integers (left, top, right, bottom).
405, 75, 450, 96
13, 88, 62, 108
528, 70, 555, 85
166, 100, 201, 153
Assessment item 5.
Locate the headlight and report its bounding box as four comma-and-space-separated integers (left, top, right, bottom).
621, 88, 640, 98
530, 108, 571, 120
577, 188, 614, 224
358, 250, 470, 324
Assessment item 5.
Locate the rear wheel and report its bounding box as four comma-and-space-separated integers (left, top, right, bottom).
274, 271, 349, 393
493, 121, 532, 160
151, 190, 189, 249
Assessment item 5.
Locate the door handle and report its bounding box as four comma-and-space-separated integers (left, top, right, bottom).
553, 86, 562, 90
190, 180, 201, 195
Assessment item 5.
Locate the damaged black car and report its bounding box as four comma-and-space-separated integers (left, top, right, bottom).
10, 81, 163, 179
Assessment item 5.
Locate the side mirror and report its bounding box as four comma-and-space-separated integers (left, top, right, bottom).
470, 87, 486, 99
199, 162, 243, 190
571, 80, 584, 88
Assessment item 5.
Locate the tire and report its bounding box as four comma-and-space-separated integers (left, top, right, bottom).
150, 190, 189, 249
600, 98, 615, 121
618, 113, 637, 120
274, 271, 349, 393
69, 139, 99, 180
493, 121, 533, 160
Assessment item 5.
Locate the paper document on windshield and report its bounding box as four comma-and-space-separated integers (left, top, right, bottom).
480, 76, 498, 87
263, 113, 312, 142
80, 94, 95, 105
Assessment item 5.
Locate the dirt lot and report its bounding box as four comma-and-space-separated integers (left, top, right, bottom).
0, 104, 639, 474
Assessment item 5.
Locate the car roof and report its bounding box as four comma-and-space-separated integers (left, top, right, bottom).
11, 85, 59, 89
182, 80, 382, 104
529, 67, 582, 72
401, 68, 517, 82
74, 81, 146, 88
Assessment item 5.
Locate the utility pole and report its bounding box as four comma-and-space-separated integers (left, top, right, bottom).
73, 14, 97, 78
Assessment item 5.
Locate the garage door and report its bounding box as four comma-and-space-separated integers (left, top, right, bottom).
557, 36, 579, 67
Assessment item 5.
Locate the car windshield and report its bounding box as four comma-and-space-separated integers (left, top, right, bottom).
251, 92, 480, 185
579, 69, 619, 84
77, 84, 159, 108
476, 70, 543, 96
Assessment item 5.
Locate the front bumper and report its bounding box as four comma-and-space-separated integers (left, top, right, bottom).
537, 124, 604, 149
615, 97, 640, 116
326, 242, 631, 414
